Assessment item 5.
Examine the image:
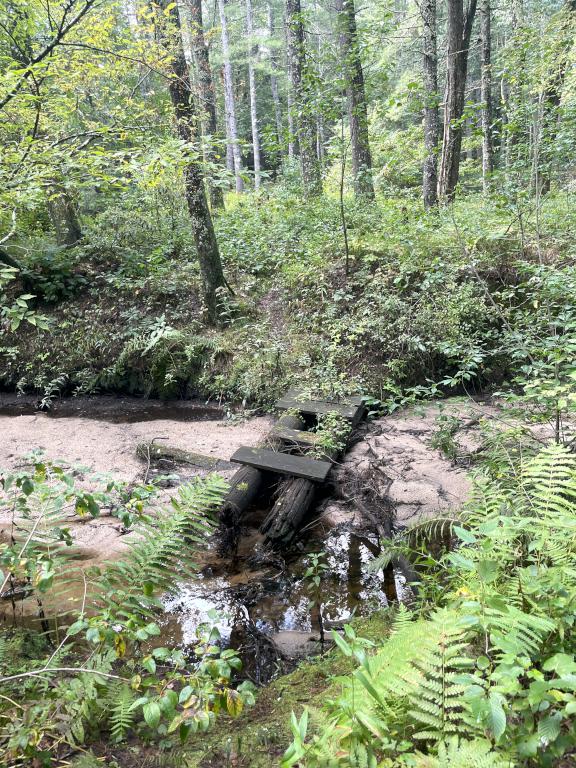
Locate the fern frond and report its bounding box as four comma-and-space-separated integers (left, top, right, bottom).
92, 475, 228, 618
107, 682, 136, 742
403, 517, 460, 550
520, 444, 576, 519
414, 737, 512, 768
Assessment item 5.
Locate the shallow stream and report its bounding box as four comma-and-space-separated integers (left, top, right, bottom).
0, 394, 396, 683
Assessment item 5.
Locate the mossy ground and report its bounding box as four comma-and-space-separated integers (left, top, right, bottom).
183, 610, 392, 768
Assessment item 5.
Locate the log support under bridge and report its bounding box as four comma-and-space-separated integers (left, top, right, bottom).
220, 389, 365, 548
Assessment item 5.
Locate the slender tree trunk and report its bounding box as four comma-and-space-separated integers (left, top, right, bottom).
47, 184, 82, 246
285, 0, 322, 194
286, 88, 297, 158
224, 107, 235, 173
123, 0, 151, 96
479, 0, 493, 191
245, 0, 261, 189
539, 0, 576, 194
159, 0, 227, 325
284, 12, 298, 158
188, 0, 224, 208
178, 1, 194, 64
218, 0, 244, 192
336, 0, 374, 200
422, 0, 439, 208
268, 4, 284, 150
438, 0, 477, 201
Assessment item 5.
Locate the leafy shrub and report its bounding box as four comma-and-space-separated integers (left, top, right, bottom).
284, 444, 576, 766
0, 461, 254, 763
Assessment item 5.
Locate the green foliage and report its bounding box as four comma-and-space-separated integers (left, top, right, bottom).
108, 682, 136, 742
284, 443, 576, 766
0, 266, 49, 333
0, 462, 256, 763
312, 412, 350, 459
428, 413, 462, 461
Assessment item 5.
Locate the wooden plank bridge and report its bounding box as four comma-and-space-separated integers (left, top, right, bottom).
222, 388, 365, 547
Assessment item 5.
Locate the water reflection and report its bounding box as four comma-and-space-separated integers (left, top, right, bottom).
159, 527, 391, 682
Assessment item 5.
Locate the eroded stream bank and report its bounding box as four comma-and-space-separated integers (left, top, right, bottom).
1, 393, 485, 683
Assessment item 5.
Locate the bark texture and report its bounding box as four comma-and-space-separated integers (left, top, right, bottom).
268, 5, 284, 149
246, 0, 262, 189
539, 0, 576, 194
422, 0, 439, 208
337, 0, 375, 200
160, 0, 227, 325
438, 0, 477, 201
218, 0, 244, 192
479, 0, 493, 190
285, 0, 322, 193
188, 0, 224, 208
47, 185, 82, 246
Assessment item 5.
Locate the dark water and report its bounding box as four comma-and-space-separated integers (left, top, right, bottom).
3, 527, 395, 685
159, 526, 399, 683
0, 395, 224, 423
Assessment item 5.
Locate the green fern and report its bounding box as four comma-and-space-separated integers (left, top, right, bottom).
403, 516, 460, 550
413, 738, 512, 768
406, 610, 474, 742
107, 682, 136, 742
93, 475, 227, 618
285, 444, 576, 765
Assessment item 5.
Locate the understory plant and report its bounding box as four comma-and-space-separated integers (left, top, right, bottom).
0, 461, 254, 765
283, 443, 576, 767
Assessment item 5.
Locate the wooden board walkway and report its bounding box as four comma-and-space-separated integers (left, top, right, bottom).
276, 388, 364, 425
230, 447, 331, 483
220, 387, 365, 548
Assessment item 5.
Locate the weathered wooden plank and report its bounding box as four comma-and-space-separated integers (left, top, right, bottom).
276, 397, 363, 422
269, 425, 323, 447
136, 442, 232, 470
276, 388, 364, 423
230, 447, 331, 482
282, 387, 364, 407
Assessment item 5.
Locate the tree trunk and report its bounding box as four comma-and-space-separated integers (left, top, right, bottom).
337, 0, 375, 200
438, 0, 477, 202
245, 0, 262, 189
218, 0, 244, 193
285, 0, 322, 194
47, 185, 82, 246
123, 0, 151, 96
188, 0, 225, 209
479, 0, 493, 191
268, 4, 284, 150
286, 88, 297, 158
422, 0, 439, 209
160, 0, 227, 326
539, 0, 576, 194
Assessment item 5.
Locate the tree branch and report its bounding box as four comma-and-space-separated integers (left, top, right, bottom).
0, 0, 101, 111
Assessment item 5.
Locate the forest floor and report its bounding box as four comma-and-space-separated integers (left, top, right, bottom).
0, 393, 518, 765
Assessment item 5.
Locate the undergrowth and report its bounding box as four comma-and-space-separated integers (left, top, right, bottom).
2, 188, 575, 411
283, 444, 576, 766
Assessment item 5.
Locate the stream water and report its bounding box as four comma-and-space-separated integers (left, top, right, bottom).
159, 525, 396, 682
0, 395, 395, 684
0, 393, 224, 422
